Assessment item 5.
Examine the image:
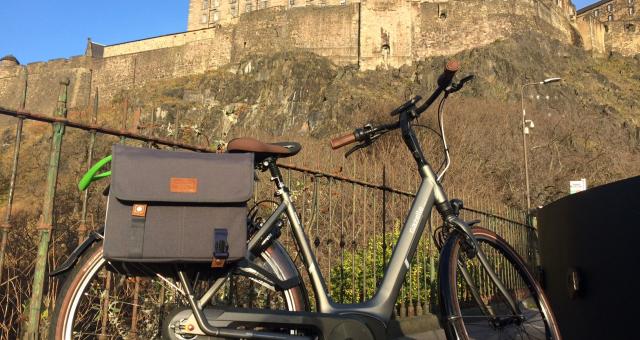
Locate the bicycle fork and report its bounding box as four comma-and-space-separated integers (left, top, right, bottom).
448, 215, 523, 321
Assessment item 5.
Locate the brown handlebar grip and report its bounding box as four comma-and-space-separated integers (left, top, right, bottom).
438, 60, 460, 88
445, 60, 460, 73
330, 132, 357, 150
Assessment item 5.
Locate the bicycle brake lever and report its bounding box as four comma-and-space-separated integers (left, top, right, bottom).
446, 74, 475, 94
344, 142, 367, 158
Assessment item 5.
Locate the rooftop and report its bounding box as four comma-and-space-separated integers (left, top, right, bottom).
0, 55, 19, 65
576, 0, 613, 15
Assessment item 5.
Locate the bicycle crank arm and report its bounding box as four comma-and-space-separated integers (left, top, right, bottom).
167, 307, 378, 340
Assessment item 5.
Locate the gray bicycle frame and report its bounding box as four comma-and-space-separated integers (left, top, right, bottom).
197, 110, 521, 325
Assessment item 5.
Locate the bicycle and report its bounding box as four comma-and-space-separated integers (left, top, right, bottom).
49, 60, 561, 340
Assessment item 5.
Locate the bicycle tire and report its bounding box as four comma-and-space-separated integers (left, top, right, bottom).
49, 240, 308, 340
438, 227, 561, 340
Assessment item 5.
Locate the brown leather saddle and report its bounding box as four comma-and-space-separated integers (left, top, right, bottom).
227, 137, 301, 162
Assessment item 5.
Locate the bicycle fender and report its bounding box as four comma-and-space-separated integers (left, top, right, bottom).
49, 228, 104, 277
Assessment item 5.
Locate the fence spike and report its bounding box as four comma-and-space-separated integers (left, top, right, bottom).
0, 70, 28, 286
24, 78, 70, 339
79, 88, 99, 242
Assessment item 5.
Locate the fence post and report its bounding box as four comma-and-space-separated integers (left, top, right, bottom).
381, 166, 387, 267
120, 98, 128, 144
23, 79, 69, 340
0, 70, 27, 285
79, 88, 99, 242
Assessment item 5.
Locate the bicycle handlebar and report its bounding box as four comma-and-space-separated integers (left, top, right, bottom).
330, 132, 357, 149
330, 60, 462, 151
438, 60, 460, 88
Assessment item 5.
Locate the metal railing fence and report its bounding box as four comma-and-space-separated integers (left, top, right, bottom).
0, 81, 536, 339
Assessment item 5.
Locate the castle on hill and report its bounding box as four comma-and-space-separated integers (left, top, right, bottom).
0, 0, 638, 115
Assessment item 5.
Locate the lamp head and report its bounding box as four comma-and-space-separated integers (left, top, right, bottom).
541, 77, 562, 84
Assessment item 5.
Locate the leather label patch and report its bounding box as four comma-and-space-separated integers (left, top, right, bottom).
170, 177, 198, 193
131, 204, 148, 217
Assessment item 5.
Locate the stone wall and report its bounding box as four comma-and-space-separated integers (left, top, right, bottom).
604, 19, 640, 54
359, 0, 417, 69
0, 33, 233, 114
230, 5, 359, 65
0, 57, 93, 115
577, 15, 607, 54
101, 28, 223, 58
413, 0, 578, 59
0, 0, 580, 115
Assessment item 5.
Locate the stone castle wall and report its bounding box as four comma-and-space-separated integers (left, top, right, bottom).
230, 5, 360, 65
0, 34, 233, 115
603, 19, 640, 54
0, 0, 580, 115
577, 15, 607, 53
576, 0, 639, 56
411, 0, 577, 62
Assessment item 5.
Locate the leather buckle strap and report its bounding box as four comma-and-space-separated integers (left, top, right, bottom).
129, 203, 147, 258
212, 229, 229, 268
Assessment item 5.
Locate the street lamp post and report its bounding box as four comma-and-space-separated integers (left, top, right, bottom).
520, 77, 562, 210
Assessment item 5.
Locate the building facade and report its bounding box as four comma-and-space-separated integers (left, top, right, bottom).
188, 0, 578, 31
576, 0, 639, 55
189, 0, 366, 30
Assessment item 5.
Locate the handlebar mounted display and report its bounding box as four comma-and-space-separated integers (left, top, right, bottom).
390, 96, 422, 116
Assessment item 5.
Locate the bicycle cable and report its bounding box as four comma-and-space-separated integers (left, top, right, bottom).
411, 121, 447, 177
436, 94, 451, 182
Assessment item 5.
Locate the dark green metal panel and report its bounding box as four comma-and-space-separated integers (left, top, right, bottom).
23, 79, 69, 340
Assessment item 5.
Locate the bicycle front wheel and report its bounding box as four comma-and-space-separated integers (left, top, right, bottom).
438, 227, 561, 340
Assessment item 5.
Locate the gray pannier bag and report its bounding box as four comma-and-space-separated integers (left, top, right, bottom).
103, 144, 254, 267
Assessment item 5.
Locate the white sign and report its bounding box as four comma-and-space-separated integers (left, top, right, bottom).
569, 178, 587, 194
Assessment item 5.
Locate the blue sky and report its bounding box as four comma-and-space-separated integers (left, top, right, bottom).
1, 0, 189, 64
1, 0, 595, 65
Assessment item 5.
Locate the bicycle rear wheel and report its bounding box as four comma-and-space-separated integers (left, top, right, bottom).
438, 227, 561, 340
49, 240, 307, 339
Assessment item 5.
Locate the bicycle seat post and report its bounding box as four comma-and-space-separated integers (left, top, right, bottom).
265, 157, 286, 193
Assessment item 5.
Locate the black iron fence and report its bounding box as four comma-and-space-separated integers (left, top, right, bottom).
0, 81, 536, 339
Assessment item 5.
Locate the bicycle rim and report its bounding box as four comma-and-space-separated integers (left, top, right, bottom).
439, 227, 561, 340
50, 242, 306, 339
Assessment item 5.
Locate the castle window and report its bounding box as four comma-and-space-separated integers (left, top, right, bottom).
594, 9, 599, 17
201, 13, 209, 24
604, 24, 609, 32
340, 0, 347, 5
607, 4, 613, 12
213, 10, 220, 22
289, 0, 295, 6
626, 23, 636, 32
213, 0, 220, 8
230, 3, 238, 16
630, 6, 635, 15
245, 0, 252, 13
608, 14, 613, 21
260, 0, 268, 9
202, 0, 210, 10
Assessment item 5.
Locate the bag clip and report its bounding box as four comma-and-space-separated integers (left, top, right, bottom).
212, 229, 229, 268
